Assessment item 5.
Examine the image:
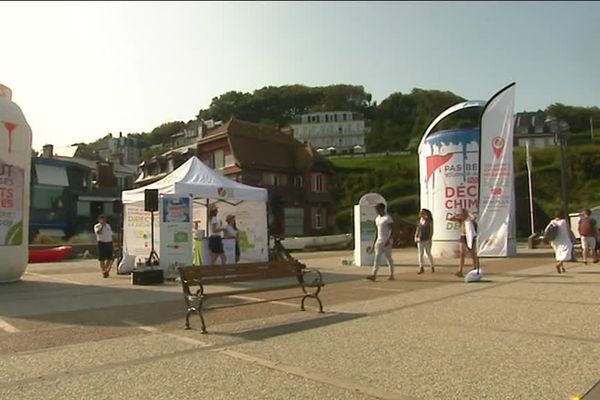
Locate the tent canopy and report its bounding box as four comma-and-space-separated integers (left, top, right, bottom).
122, 156, 268, 204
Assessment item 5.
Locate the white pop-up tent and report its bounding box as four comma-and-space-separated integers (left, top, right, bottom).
121, 157, 269, 274
122, 156, 267, 204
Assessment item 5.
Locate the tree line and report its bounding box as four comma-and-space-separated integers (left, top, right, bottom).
73, 84, 599, 160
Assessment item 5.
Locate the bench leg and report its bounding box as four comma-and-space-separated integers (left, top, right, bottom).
185, 307, 196, 329
301, 286, 324, 313
197, 297, 208, 334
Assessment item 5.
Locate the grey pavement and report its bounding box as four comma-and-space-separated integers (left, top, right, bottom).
0, 245, 599, 399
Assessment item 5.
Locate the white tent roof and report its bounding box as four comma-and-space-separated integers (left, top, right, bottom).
122, 156, 267, 204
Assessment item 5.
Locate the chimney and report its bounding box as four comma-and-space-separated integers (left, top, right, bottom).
42, 144, 54, 158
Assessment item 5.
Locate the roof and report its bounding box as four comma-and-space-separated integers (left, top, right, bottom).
52, 155, 138, 176
204, 118, 331, 173
123, 156, 267, 203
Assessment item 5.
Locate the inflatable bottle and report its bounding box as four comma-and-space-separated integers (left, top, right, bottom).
0, 84, 32, 282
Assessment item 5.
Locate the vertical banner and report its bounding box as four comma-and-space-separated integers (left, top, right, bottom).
159, 195, 192, 276
477, 82, 516, 257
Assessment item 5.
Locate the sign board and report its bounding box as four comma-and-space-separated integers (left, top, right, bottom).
353, 193, 386, 266
159, 195, 192, 277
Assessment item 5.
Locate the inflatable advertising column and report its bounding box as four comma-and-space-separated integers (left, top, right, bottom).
353, 193, 386, 266
0, 84, 32, 283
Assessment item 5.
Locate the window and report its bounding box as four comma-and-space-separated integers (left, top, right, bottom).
32, 187, 66, 210
224, 154, 235, 168
284, 208, 304, 236
312, 208, 324, 230
325, 115, 329, 122
343, 113, 347, 121
312, 174, 325, 192
77, 201, 91, 217
294, 176, 303, 188
212, 150, 224, 169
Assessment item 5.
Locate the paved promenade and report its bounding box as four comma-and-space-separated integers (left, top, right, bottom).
0, 246, 599, 399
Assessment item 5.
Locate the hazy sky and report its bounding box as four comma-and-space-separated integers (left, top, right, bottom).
2, 1, 599, 151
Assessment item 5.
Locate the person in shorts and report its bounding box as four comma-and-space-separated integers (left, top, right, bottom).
448, 208, 478, 277
208, 205, 226, 265
578, 209, 598, 264
94, 214, 113, 278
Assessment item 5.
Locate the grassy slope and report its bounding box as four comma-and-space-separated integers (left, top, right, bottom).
329, 146, 600, 238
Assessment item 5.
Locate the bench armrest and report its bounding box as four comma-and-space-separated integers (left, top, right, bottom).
300, 268, 324, 285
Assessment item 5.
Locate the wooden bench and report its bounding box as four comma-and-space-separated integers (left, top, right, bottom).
177, 260, 325, 333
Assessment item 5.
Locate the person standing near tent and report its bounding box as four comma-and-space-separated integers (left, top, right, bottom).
448, 208, 478, 277
94, 214, 113, 278
223, 214, 240, 263
414, 208, 435, 274
365, 203, 395, 281
208, 205, 227, 265
578, 208, 598, 264
545, 210, 573, 273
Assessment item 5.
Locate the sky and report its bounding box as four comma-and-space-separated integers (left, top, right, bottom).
2, 1, 599, 151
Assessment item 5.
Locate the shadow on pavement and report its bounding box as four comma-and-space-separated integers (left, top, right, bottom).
224, 311, 367, 341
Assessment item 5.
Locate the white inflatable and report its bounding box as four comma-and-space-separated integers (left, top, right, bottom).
0, 84, 32, 283
464, 268, 483, 283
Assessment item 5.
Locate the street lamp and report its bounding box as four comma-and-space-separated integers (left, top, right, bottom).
545, 115, 571, 225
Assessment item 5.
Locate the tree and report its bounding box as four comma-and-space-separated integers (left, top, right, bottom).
545, 103, 600, 133
146, 121, 185, 146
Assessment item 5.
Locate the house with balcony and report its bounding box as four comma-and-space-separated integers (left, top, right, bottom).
514, 111, 556, 149
291, 111, 370, 155
30, 145, 137, 241
135, 118, 334, 236
95, 132, 147, 165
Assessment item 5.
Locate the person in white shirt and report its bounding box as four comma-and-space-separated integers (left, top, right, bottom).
93, 214, 113, 278
366, 203, 395, 281
208, 205, 226, 265
545, 210, 574, 273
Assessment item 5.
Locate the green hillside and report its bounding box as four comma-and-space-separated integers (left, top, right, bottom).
329, 145, 600, 238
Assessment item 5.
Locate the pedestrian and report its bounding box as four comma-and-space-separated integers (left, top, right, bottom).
365, 203, 395, 281
448, 208, 478, 277
415, 208, 435, 274
208, 205, 227, 265
545, 210, 573, 273
224, 214, 240, 263
578, 209, 598, 264
93, 214, 113, 278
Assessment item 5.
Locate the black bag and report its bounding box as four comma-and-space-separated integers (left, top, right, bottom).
544, 223, 559, 242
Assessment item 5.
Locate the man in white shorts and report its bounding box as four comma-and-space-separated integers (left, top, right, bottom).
365, 203, 395, 281
578, 209, 598, 264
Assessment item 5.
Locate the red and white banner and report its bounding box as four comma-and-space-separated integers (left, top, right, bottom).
477, 83, 516, 257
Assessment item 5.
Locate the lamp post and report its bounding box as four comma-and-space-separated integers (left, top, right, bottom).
525, 140, 535, 236
545, 116, 571, 225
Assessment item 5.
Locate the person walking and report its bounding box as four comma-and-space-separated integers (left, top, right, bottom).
223, 214, 240, 263
545, 210, 573, 273
415, 208, 435, 274
93, 214, 113, 278
208, 205, 227, 265
365, 203, 395, 281
448, 208, 478, 277
578, 209, 598, 264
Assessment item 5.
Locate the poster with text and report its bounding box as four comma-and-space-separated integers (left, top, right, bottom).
159, 195, 192, 277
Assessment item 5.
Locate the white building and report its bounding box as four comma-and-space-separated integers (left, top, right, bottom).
291, 111, 369, 154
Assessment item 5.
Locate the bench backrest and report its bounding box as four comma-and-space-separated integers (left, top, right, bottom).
178, 261, 305, 288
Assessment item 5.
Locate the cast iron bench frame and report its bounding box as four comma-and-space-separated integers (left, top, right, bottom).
177, 260, 324, 333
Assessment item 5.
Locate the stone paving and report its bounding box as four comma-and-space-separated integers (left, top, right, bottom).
0, 246, 599, 399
